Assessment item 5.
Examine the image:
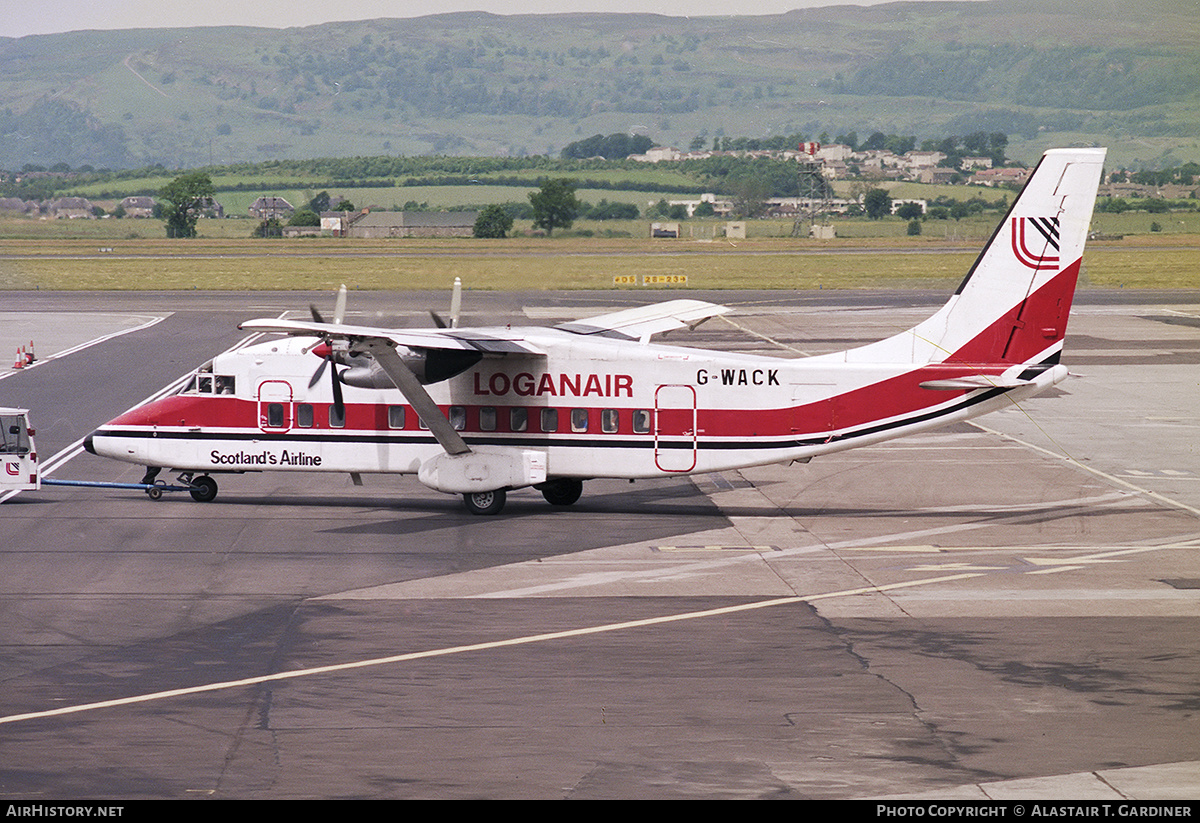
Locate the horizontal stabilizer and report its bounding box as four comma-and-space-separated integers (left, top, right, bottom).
920, 374, 1033, 390
556, 299, 731, 341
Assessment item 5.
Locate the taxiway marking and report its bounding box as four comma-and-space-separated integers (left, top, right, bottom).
0, 572, 982, 727
0, 314, 168, 382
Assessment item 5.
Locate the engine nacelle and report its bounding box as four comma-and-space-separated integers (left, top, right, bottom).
341, 347, 482, 388
417, 447, 548, 494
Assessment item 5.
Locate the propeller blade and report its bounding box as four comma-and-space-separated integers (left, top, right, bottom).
333, 284, 347, 325
309, 304, 325, 324
449, 277, 462, 328
330, 363, 345, 413
308, 355, 328, 388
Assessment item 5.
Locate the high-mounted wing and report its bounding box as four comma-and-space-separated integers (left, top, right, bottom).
238, 317, 497, 456
555, 299, 731, 342
239, 318, 545, 356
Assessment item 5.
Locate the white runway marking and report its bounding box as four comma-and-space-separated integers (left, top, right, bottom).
0, 572, 981, 727
0, 314, 167, 382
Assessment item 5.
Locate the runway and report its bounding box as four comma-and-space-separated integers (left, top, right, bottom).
1, 288, 1198, 799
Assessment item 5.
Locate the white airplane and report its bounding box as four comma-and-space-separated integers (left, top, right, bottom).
86, 148, 1105, 515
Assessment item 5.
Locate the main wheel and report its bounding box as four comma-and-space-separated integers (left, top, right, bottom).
540, 478, 583, 507
189, 475, 218, 503
463, 489, 506, 515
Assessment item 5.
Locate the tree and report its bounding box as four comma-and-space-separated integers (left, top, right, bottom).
529, 179, 580, 236
730, 173, 772, 219
289, 208, 320, 226
159, 172, 214, 238
473, 204, 514, 238
863, 188, 892, 220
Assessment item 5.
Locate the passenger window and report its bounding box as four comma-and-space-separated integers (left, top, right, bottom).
267, 403, 284, 428
449, 406, 466, 431
540, 408, 558, 433
388, 405, 405, 429
510, 407, 528, 432
296, 403, 314, 428
215, 376, 235, 395
479, 407, 497, 432
571, 408, 589, 433
329, 404, 345, 428
632, 409, 651, 434
602, 409, 619, 433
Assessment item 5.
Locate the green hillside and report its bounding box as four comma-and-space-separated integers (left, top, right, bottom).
2, 0, 1198, 170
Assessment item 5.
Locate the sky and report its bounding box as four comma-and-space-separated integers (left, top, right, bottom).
1, 0, 977, 39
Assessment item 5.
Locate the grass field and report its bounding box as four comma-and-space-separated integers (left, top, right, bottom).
1, 228, 1196, 292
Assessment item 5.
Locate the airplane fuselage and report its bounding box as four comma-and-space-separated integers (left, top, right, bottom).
89, 326, 1064, 483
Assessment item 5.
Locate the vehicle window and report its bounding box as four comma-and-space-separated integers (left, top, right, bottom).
510, 407, 528, 432
602, 409, 619, 433
449, 406, 466, 431
267, 403, 284, 428
479, 407, 497, 432
329, 404, 345, 428
632, 409, 651, 434
540, 408, 558, 433
296, 404, 314, 428
0, 416, 30, 455
571, 408, 589, 433
388, 405, 405, 429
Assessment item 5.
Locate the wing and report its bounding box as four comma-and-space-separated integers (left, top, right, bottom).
555, 299, 731, 342
239, 318, 545, 356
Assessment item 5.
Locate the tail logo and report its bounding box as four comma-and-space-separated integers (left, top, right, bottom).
1011, 216, 1060, 271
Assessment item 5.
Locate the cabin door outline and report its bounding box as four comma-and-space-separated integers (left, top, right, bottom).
654, 384, 697, 472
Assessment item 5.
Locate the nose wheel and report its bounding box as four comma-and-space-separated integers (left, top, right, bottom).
187, 474, 218, 503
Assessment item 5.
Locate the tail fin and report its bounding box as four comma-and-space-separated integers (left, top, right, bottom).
851, 147, 1106, 367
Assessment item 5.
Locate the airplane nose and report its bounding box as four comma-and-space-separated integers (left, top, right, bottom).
84, 433, 96, 455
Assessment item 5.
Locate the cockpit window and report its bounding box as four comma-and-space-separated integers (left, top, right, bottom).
180, 363, 234, 395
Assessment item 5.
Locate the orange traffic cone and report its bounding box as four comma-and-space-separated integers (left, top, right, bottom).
13, 347, 25, 369
26, 340, 35, 363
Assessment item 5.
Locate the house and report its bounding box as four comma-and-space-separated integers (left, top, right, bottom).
960, 156, 994, 171
0, 197, 30, 214
249, 196, 294, 220
49, 197, 94, 219
970, 167, 1031, 187
119, 196, 156, 218
346, 211, 478, 239
918, 167, 960, 185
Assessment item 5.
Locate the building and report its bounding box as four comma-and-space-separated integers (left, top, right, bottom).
49, 197, 94, 219
347, 211, 478, 239
249, 196, 294, 220
119, 196, 156, 218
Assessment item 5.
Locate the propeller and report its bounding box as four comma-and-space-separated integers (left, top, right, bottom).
429, 277, 462, 329
307, 284, 348, 416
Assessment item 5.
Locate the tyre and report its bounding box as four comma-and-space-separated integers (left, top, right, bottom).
540, 479, 583, 507
189, 475, 218, 503
463, 489, 506, 515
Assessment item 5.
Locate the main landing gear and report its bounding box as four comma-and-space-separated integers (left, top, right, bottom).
463, 489, 506, 515
539, 478, 583, 507
461, 479, 585, 515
